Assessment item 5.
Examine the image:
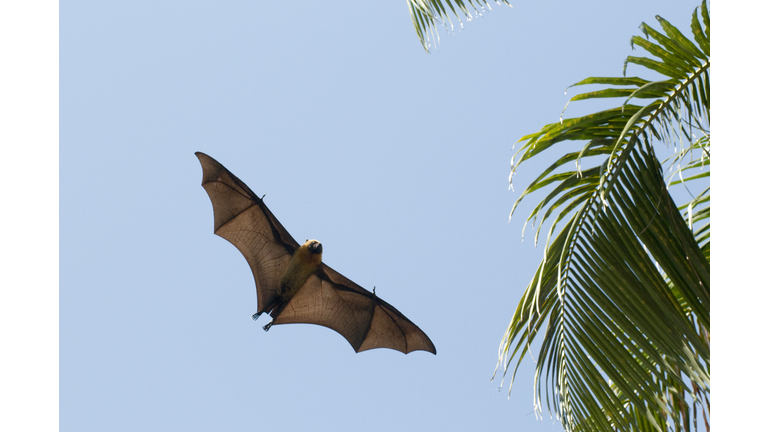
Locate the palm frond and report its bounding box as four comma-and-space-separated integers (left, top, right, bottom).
407, 0, 513, 51
495, 2, 710, 431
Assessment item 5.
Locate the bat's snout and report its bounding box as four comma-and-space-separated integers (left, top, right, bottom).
306, 239, 322, 255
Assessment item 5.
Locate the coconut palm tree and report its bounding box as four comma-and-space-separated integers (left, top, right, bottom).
491, 2, 710, 431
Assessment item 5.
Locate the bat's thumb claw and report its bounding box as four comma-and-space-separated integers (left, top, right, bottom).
263, 321, 273, 332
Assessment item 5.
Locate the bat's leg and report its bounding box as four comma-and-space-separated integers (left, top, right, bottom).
263, 321, 274, 332
251, 312, 262, 321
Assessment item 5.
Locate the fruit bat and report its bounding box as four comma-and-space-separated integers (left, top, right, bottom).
195, 152, 436, 355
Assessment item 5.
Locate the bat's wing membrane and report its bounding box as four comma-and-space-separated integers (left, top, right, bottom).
196, 152, 300, 315
275, 263, 437, 354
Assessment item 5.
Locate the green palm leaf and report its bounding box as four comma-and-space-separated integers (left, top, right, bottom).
407, 0, 513, 51
495, 2, 710, 431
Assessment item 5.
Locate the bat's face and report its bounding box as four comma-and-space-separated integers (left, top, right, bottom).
304, 239, 322, 256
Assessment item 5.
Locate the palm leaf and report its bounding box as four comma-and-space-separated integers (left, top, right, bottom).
407, 0, 513, 51
495, 2, 710, 431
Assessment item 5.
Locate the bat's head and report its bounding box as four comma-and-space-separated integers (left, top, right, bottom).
296, 239, 323, 266
304, 239, 323, 256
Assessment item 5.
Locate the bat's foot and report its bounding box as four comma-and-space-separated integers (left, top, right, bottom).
251, 312, 261, 321
263, 321, 273, 332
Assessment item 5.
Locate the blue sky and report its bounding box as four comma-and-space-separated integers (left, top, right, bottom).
57, 2, 702, 431
3, 1, 745, 431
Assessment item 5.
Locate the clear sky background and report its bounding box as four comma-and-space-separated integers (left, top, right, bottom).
2, 1, 748, 431
58, 2, 703, 431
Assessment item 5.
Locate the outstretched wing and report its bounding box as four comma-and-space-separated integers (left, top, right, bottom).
275, 263, 437, 354
196, 152, 300, 315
